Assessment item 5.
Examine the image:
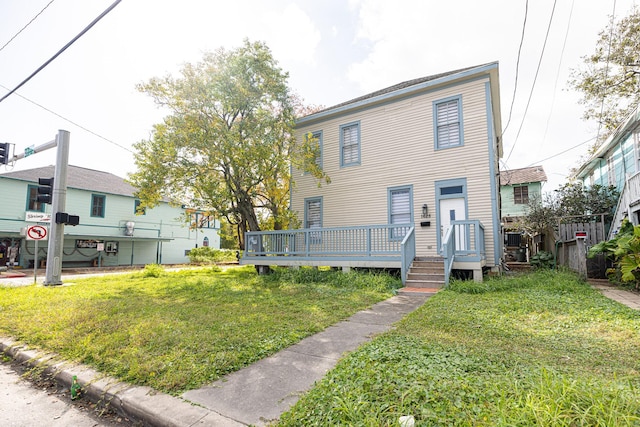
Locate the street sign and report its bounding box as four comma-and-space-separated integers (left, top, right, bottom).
26, 225, 48, 240
25, 211, 52, 222
24, 145, 35, 157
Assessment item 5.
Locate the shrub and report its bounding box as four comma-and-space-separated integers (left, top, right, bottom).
188, 247, 238, 264
530, 251, 555, 269
142, 263, 165, 278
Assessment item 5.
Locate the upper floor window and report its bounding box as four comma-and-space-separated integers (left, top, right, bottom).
340, 121, 360, 167
26, 185, 45, 212
91, 194, 106, 217
134, 199, 146, 215
434, 96, 463, 149
304, 131, 323, 172
513, 186, 529, 204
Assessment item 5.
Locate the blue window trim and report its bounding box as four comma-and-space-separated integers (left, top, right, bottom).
435, 178, 468, 252
433, 95, 464, 150
339, 121, 361, 167
304, 130, 323, 174
304, 196, 323, 229
91, 194, 106, 218
387, 185, 414, 241
26, 184, 45, 212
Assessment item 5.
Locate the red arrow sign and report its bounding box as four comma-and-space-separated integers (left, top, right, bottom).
27, 225, 48, 240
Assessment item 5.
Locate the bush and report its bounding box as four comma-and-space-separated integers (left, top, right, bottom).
530, 251, 555, 269
188, 247, 238, 264
142, 263, 165, 278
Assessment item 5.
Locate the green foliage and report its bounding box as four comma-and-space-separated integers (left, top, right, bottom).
0, 266, 395, 394
128, 40, 328, 247
519, 183, 618, 237
529, 250, 555, 269
278, 270, 640, 426
589, 218, 640, 288
187, 247, 237, 264
141, 263, 165, 278
569, 5, 640, 143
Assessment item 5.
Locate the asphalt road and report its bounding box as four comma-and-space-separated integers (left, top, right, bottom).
0, 360, 136, 427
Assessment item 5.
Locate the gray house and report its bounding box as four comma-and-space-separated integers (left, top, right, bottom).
0, 165, 220, 269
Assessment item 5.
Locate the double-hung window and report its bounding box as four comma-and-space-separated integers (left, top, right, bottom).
340, 121, 360, 167
434, 96, 463, 149
304, 131, 323, 172
91, 194, 106, 218
513, 186, 529, 204
389, 186, 413, 239
305, 197, 322, 244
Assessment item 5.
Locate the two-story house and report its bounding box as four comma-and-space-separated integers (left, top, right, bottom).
499, 165, 547, 261
0, 165, 220, 269
241, 62, 503, 288
573, 105, 640, 238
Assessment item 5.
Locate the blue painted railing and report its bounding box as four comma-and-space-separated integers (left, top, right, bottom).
243, 224, 415, 282
441, 220, 485, 285
400, 226, 415, 284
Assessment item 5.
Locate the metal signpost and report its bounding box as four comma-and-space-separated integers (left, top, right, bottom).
26, 225, 48, 283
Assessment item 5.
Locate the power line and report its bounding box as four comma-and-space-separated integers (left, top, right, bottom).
0, 83, 133, 154
502, 0, 529, 135
0, 0, 122, 105
540, 0, 575, 150
0, 0, 56, 54
506, 0, 558, 164
524, 136, 596, 167
595, 0, 618, 144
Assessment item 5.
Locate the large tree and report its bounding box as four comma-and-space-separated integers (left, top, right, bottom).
128, 40, 325, 249
569, 6, 640, 145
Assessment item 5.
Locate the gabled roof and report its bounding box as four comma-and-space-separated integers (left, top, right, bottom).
313, 64, 484, 115
296, 62, 502, 134
0, 165, 136, 197
500, 166, 547, 186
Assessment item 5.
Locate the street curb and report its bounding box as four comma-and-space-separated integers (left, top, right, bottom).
0, 337, 245, 427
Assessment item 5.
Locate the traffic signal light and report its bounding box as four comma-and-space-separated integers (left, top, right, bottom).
37, 177, 54, 204
0, 142, 10, 165
55, 212, 79, 226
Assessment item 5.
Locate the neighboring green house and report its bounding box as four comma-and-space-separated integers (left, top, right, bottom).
573, 105, 640, 238
0, 165, 220, 269
499, 165, 547, 261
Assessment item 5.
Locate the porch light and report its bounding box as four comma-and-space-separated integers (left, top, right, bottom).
422, 204, 430, 218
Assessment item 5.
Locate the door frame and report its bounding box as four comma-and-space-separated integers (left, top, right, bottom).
435, 178, 468, 254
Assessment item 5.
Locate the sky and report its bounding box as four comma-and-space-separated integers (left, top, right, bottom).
0, 0, 637, 194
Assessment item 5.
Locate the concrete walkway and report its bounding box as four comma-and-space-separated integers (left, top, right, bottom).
182, 294, 429, 426
588, 278, 640, 310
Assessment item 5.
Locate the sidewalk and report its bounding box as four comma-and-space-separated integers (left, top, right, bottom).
0, 287, 430, 427
588, 278, 640, 310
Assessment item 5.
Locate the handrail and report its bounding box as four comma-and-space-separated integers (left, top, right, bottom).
442, 225, 455, 285
400, 226, 416, 284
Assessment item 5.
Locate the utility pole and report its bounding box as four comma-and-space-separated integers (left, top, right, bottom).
44, 130, 70, 286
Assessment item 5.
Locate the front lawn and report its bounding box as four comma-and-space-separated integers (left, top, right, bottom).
0, 265, 399, 394
277, 270, 640, 426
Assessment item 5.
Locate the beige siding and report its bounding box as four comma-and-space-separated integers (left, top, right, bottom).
293, 77, 499, 266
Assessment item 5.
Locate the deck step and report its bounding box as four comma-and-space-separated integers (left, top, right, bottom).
405, 257, 446, 289
397, 287, 440, 296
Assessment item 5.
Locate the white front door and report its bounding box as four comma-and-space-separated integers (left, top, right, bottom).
440, 198, 466, 250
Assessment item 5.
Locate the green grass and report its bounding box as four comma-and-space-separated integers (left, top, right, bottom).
277, 270, 640, 426
0, 265, 399, 394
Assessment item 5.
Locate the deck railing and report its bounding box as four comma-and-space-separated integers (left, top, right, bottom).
243, 223, 413, 263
